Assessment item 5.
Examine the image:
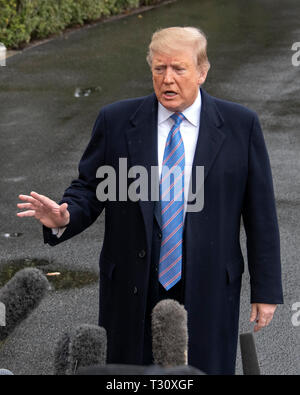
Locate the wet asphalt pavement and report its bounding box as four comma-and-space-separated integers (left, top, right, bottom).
0, 0, 299, 375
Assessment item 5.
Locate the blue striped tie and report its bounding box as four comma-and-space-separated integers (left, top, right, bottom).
159, 112, 185, 290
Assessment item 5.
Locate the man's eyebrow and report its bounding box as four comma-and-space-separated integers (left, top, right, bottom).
153, 61, 188, 67
171, 62, 187, 67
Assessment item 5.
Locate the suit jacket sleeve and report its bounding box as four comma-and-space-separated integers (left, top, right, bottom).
43, 109, 107, 246
242, 113, 284, 304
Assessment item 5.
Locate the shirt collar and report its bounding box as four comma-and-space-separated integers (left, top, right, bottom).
158, 89, 201, 127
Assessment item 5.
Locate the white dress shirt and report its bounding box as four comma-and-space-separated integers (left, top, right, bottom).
53, 90, 202, 237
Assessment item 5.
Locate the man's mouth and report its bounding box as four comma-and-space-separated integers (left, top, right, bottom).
163, 91, 178, 98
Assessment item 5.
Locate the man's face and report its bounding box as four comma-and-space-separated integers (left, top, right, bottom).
151, 48, 207, 112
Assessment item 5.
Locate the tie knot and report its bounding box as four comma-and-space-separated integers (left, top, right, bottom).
171, 112, 185, 126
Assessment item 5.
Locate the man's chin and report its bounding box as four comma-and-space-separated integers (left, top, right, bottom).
159, 98, 183, 112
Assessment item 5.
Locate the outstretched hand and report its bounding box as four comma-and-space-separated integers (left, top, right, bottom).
17, 191, 70, 229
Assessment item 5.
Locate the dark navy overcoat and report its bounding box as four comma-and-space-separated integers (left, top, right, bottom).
44, 89, 283, 374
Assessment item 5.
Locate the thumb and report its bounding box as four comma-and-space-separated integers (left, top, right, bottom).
250, 304, 258, 322
59, 203, 69, 214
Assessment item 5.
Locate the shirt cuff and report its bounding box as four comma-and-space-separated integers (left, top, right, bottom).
51, 227, 67, 238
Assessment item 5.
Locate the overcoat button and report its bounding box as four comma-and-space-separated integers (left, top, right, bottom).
138, 249, 146, 258
158, 232, 162, 239
133, 286, 138, 295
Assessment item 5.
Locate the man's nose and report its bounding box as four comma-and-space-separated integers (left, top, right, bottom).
163, 67, 175, 84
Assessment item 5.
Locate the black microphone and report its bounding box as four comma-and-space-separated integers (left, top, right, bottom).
152, 299, 188, 367
0, 268, 49, 341
54, 324, 107, 375
240, 333, 261, 375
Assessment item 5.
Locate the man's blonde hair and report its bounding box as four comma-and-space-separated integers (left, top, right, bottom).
147, 27, 210, 72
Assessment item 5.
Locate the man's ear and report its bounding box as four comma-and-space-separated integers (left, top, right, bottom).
198, 68, 208, 85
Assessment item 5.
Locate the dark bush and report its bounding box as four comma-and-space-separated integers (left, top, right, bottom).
0, 0, 161, 48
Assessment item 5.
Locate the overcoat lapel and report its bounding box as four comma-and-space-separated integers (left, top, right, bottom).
186, 89, 226, 211
125, 94, 159, 253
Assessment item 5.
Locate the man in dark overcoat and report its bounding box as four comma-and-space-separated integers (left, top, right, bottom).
17, 27, 283, 374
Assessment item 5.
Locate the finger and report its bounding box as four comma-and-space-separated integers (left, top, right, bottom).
16, 210, 36, 217
17, 203, 34, 210
254, 322, 263, 332
59, 203, 68, 213
59, 203, 69, 218
260, 317, 268, 327
250, 305, 258, 322
18, 194, 38, 204
259, 310, 274, 324
264, 314, 274, 327
254, 324, 260, 333
30, 191, 57, 208
18, 197, 42, 210
254, 316, 268, 332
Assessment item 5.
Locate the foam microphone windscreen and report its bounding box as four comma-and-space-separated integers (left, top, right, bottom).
68, 324, 107, 374
240, 333, 261, 375
53, 331, 71, 375
152, 299, 188, 367
0, 268, 49, 341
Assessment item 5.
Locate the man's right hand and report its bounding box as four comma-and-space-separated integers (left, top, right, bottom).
17, 191, 70, 229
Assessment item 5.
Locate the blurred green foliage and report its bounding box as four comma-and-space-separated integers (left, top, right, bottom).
0, 0, 162, 48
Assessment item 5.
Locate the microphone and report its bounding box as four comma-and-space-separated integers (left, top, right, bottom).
53, 331, 71, 375
0, 369, 14, 375
54, 324, 107, 375
240, 333, 261, 375
151, 299, 188, 367
0, 268, 49, 341
74, 300, 205, 376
